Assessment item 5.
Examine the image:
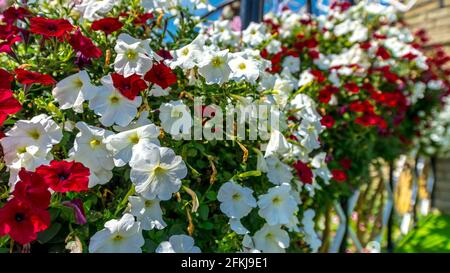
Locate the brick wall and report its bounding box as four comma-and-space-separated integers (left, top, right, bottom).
404, 0, 450, 54
404, 1, 450, 214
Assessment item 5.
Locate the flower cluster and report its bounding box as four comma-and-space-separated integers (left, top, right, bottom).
0, 0, 448, 253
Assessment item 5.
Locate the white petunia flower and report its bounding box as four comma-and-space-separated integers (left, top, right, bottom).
198, 49, 231, 85
74, 0, 117, 21
156, 235, 201, 253
113, 111, 152, 132
266, 39, 282, 54
89, 75, 142, 127
242, 22, 266, 46
170, 34, 205, 70
52, 71, 98, 113
271, 77, 293, 108
253, 224, 290, 253
129, 143, 187, 200
0, 114, 62, 166
265, 156, 293, 185
217, 181, 256, 233
105, 124, 160, 167
114, 33, 161, 77
88, 213, 144, 253
282, 56, 300, 73
264, 129, 291, 158
301, 209, 322, 252
7, 145, 51, 187
297, 119, 324, 152
69, 122, 114, 187
159, 100, 192, 136
128, 195, 167, 230
257, 183, 298, 225
228, 54, 260, 84
311, 152, 332, 183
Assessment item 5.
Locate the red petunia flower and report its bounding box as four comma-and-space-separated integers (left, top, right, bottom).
36, 160, 90, 193
0, 69, 14, 90
321, 115, 335, 128
344, 82, 359, 94
339, 158, 352, 170
0, 90, 21, 125
29, 17, 73, 38
0, 25, 22, 54
144, 62, 177, 89
0, 198, 50, 245
2, 7, 32, 24
157, 49, 173, 60
376, 46, 391, 60
134, 13, 154, 25
91, 17, 123, 35
68, 29, 102, 59
14, 69, 56, 86
331, 169, 347, 182
310, 70, 326, 83
293, 161, 313, 184
111, 73, 148, 100
12, 169, 51, 209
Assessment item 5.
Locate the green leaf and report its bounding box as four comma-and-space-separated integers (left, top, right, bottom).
206, 191, 217, 201
238, 170, 261, 178
198, 204, 209, 220
37, 223, 62, 244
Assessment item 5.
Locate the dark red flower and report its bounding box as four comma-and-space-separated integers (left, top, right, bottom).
68, 29, 102, 59
344, 82, 359, 94
111, 73, 148, 100
339, 158, 352, 170
311, 70, 326, 83
91, 17, 123, 35
134, 13, 154, 25
0, 89, 21, 126
36, 160, 90, 193
376, 46, 391, 60
29, 17, 73, 38
2, 7, 32, 24
12, 169, 51, 209
0, 198, 50, 245
331, 169, 347, 182
14, 69, 56, 86
144, 62, 177, 89
157, 49, 173, 60
349, 100, 374, 113
0, 25, 22, 54
0, 69, 14, 89
321, 115, 335, 128
293, 161, 313, 184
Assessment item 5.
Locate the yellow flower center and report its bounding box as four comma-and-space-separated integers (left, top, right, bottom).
232, 193, 241, 201
17, 147, 27, 154
181, 48, 189, 56
126, 49, 138, 60
129, 133, 140, 144
153, 165, 166, 175
265, 232, 274, 239
211, 56, 224, 68
145, 200, 154, 207
90, 138, 101, 149
272, 196, 282, 205
110, 95, 120, 104
238, 63, 246, 70
74, 78, 83, 88
112, 234, 123, 241
28, 130, 40, 140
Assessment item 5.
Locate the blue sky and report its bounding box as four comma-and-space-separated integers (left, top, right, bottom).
204, 0, 331, 19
